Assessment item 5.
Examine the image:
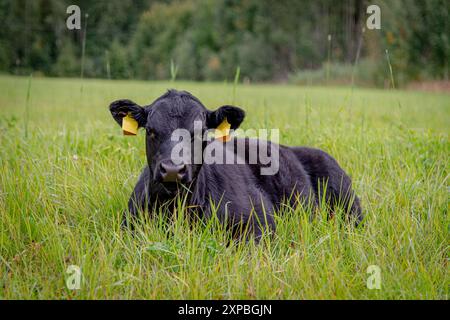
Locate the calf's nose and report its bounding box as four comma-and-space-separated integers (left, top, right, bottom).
160, 161, 187, 182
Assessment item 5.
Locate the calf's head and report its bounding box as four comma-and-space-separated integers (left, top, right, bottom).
109, 90, 245, 186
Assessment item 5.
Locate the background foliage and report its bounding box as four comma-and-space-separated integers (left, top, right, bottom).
0, 0, 448, 86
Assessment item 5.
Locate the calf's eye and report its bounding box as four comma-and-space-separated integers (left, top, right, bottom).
146, 128, 157, 139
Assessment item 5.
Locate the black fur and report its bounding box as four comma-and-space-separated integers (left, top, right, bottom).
109, 90, 363, 239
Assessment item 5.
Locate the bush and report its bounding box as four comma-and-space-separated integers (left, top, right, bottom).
288, 60, 382, 87
53, 40, 79, 77
108, 40, 131, 79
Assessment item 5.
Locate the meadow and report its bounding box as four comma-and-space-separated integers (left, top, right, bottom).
0, 75, 448, 299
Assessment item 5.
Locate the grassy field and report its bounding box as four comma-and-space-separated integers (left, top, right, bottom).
0, 75, 448, 299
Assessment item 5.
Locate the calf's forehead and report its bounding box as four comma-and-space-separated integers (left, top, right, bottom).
147, 97, 207, 131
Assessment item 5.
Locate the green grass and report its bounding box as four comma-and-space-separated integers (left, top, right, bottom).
0, 75, 448, 299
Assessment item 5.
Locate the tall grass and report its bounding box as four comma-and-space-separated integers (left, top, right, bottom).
232, 66, 240, 105
385, 49, 396, 90
351, 28, 365, 91
80, 13, 89, 96
170, 60, 179, 83
105, 50, 111, 80
0, 75, 448, 299
24, 74, 32, 139
80, 14, 89, 80
326, 34, 332, 85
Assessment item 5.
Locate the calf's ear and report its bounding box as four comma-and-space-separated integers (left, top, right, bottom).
207, 105, 245, 129
109, 99, 148, 128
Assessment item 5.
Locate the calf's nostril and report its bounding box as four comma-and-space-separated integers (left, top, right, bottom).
178, 164, 186, 174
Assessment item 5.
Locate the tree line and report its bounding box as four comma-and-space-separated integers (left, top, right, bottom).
0, 0, 448, 86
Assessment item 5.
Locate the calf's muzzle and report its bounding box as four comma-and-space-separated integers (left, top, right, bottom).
158, 160, 187, 182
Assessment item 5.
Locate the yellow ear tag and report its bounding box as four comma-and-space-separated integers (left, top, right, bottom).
122, 113, 138, 136
215, 118, 231, 142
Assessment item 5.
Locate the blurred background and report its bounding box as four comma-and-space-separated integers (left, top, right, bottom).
0, 0, 448, 88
